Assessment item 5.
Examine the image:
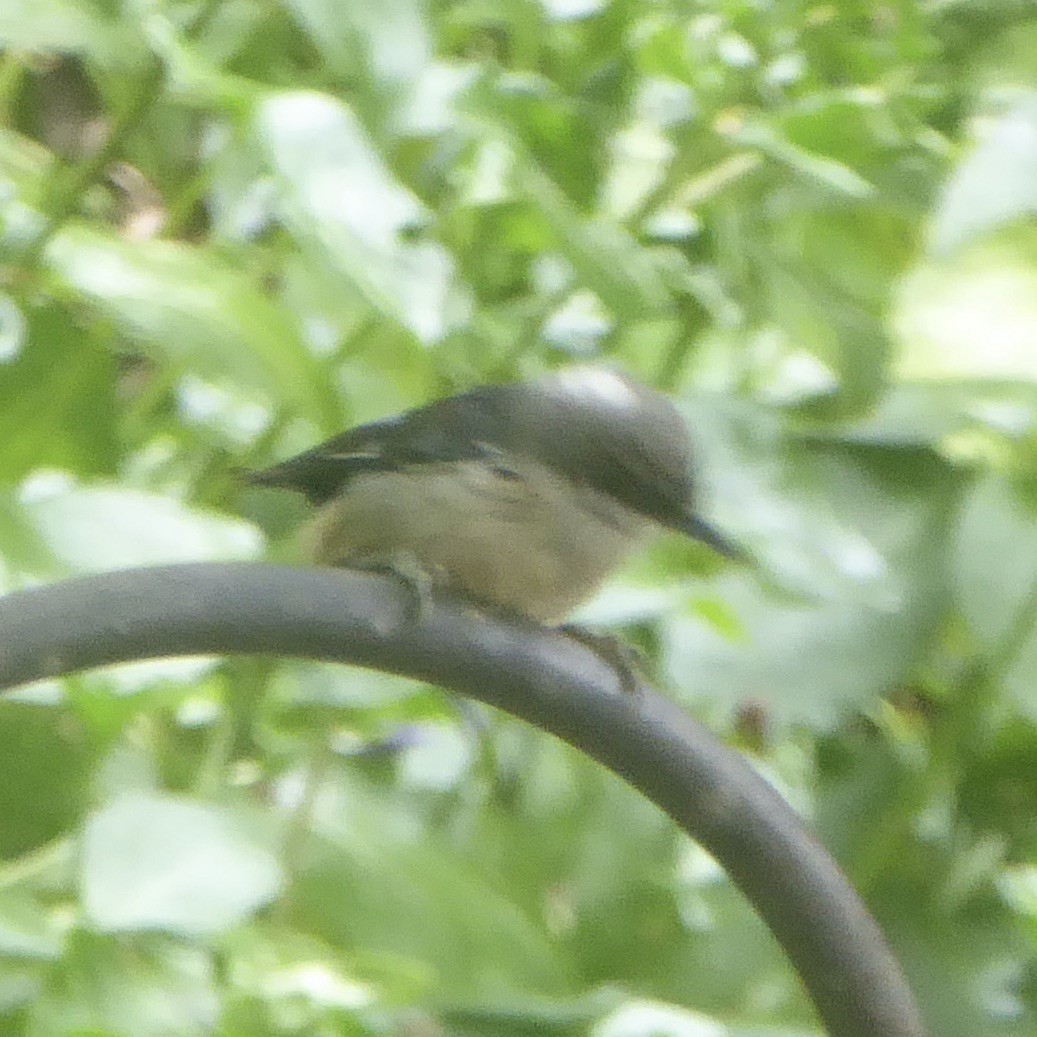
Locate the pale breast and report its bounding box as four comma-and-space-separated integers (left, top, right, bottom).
304, 459, 650, 623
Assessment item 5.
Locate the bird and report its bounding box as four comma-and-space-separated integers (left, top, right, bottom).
249, 367, 738, 625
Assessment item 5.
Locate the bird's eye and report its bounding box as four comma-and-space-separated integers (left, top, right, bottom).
492, 464, 523, 482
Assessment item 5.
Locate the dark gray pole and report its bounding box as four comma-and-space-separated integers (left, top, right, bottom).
0, 563, 928, 1037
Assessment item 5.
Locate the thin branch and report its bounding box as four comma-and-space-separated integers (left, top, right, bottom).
0, 562, 928, 1037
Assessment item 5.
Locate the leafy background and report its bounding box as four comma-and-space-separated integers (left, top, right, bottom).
2, 0, 1037, 1034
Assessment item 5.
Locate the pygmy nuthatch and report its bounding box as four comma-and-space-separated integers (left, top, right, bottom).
250, 368, 737, 624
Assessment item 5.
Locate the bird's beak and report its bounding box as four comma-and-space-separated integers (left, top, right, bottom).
679, 514, 746, 561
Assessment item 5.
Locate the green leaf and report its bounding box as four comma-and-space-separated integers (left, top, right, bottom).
0, 305, 118, 485
955, 475, 1037, 719
81, 794, 283, 937
0, 891, 64, 961
518, 158, 672, 319
45, 225, 334, 419
0, 0, 123, 57
292, 769, 568, 1002
256, 90, 462, 344
30, 930, 218, 1036
0, 701, 92, 858
19, 483, 263, 577
460, 73, 672, 319
594, 998, 741, 1037
894, 226, 1037, 385
286, 0, 431, 91
930, 93, 1037, 256
0, 127, 53, 191
663, 409, 960, 726
736, 121, 875, 199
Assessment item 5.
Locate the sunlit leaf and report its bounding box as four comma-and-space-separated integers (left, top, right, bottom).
930, 93, 1037, 256
30, 931, 218, 1034
955, 475, 1037, 719
286, 0, 431, 93
82, 794, 283, 937
895, 227, 1037, 384
663, 407, 959, 726
256, 91, 462, 344
46, 226, 334, 419
0, 0, 124, 56
20, 483, 263, 576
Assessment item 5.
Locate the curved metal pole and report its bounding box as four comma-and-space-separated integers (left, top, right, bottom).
0, 562, 928, 1037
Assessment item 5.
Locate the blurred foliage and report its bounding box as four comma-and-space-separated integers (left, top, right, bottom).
2, 0, 1037, 1034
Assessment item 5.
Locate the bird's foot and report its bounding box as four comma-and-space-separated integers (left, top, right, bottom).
350, 551, 435, 626
557, 625, 647, 696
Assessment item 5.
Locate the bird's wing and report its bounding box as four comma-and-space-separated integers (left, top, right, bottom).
248, 386, 515, 505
